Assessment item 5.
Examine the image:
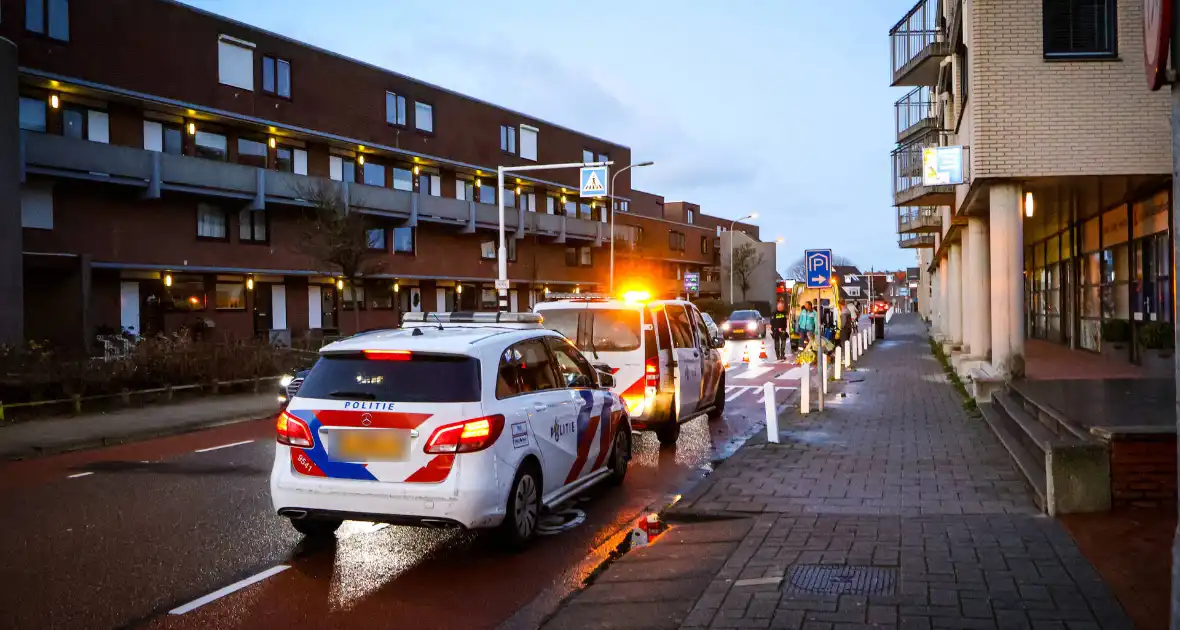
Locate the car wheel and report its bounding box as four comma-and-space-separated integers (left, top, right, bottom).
498, 462, 541, 550
289, 517, 342, 539
708, 375, 725, 422
607, 427, 630, 486
655, 420, 680, 448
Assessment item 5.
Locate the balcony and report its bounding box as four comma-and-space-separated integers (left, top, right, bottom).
890, 0, 950, 87
897, 207, 942, 234
898, 233, 936, 249
895, 87, 941, 143
891, 133, 965, 207
21, 131, 605, 243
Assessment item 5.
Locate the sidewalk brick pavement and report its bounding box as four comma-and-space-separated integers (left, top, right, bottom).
547, 313, 1134, 630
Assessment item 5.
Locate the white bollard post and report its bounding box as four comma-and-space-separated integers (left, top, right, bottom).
800, 366, 810, 414
763, 382, 779, 443
843, 341, 851, 368
834, 347, 842, 380
821, 354, 829, 394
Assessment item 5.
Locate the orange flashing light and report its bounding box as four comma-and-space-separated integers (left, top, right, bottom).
622, 290, 651, 304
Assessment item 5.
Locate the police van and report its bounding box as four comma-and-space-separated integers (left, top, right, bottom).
270, 312, 630, 548
534, 293, 726, 446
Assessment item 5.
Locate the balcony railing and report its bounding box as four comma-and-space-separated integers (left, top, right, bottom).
891, 132, 965, 207
894, 87, 941, 142
890, 0, 950, 86
898, 233, 936, 249
21, 131, 607, 243
897, 207, 942, 233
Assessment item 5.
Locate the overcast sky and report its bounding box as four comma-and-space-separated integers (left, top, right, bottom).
187, 0, 917, 272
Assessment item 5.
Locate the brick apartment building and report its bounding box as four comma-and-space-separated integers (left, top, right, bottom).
891, 0, 1171, 377
0, 0, 760, 349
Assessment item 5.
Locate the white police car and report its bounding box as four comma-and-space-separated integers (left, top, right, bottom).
269, 312, 630, 548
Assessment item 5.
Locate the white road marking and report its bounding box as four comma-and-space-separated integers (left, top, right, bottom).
194, 440, 255, 454
169, 565, 291, 615
758, 386, 799, 403
725, 386, 754, 402
733, 366, 772, 380
67, 472, 93, 479
777, 367, 807, 380
734, 577, 783, 587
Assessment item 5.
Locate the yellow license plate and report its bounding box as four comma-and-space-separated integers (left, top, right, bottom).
732, 329, 745, 334
329, 429, 409, 462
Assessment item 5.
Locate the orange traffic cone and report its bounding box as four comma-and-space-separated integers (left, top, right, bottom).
758, 340, 768, 360
742, 345, 750, 363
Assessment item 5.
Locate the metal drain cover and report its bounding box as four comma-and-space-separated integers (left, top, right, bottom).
784, 565, 897, 596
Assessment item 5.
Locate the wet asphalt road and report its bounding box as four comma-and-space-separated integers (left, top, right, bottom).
0, 338, 795, 630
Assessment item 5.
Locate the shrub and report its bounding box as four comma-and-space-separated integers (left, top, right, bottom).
1101, 319, 1131, 343
1139, 322, 1174, 350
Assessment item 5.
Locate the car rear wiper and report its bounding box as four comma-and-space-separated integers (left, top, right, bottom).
326, 390, 377, 400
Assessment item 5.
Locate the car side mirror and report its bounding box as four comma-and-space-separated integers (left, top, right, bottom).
711, 334, 725, 349
596, 370, 615, 389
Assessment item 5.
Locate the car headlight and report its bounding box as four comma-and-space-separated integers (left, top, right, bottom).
751, 322, 759, 330
721, 322, 730, 331
279, 374, 294, 388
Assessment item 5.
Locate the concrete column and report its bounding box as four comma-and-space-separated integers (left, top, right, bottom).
960, 229, 973, 354
948, 241, 963, 345
0, 38, 22, 346
967, 217, 991, 359
989, 183, 1024, 376
936, 261, 949, 339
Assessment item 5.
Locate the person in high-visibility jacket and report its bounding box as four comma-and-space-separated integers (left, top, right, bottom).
796, 302, 817, 346
770, 300, 789, 360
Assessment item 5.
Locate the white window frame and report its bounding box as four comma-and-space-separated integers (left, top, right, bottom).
217, 35, 256, 91
386, 91, 407, 126
197, 204, 227, 239
519, 124, 538, 161
86, 110, 109, 144
143, 120, 163, 152
415, 101, 433, 132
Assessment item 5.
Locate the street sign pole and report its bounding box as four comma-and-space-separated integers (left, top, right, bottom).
803, 249, 832, 413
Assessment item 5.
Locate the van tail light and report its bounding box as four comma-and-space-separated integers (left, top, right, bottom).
276, 410, 314, 448
644, 357, 659, 387
424, 415, 505, 454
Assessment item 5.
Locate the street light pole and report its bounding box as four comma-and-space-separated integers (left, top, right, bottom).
495, 160, 613, 312
727, 213, 758, 304
609, 161, 655, 294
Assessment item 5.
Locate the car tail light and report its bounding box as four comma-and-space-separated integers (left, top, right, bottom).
276, 410, 314, 448
364, 349, 412, 361
424, 415, 505, 454
644, 357, 659, 388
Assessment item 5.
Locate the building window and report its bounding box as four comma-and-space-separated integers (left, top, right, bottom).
168, 276, 207, 312
19, 97, 47, 132
368, 283, 394, 310
215, 282, 246, 310
503, 187, 516, 209
385, 91, 406, 126
197, 204, 228, 240
669, 231, 686, 252
275, 146, 293, 172
415, 102, 433, 132
701, 236, 709, 254
330, 155, 356, 182
239, 209, 267, 243
143, 120, 183, 154
262, 56, 291, 98
478, 181, 496, 205
481, 239, 517, 262
579, 202, 592, 220
565, 199, 577, 217
456, 178, 474, 201
62, 107, 84, 139
580, 246, 593, 267
687, 209, 694, 224
597, 153, 608, 164
519, 125, 538, 160
217, 35, 255, 91
393, 227, 414, 253
195, 131, 228, 161
615, 200, 629, 213
363, 162, 386, 187
237, 137, 268, 168
420, 172, 441, 196
343, 285, 366, 311
27, 0, 69, 41
565, 247, 578, 267
367, 228, 387, 251
546, 196, 558, 215
501, 125, 516, 154
582, 149, 594, 163
1043, 0, 1117, 58
393, 167, 414, 192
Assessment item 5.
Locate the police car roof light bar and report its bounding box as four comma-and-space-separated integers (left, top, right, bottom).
402, 311, 543, 324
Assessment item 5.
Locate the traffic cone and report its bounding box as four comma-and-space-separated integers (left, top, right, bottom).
758, 340, 768, 360
742, 345, 750, 363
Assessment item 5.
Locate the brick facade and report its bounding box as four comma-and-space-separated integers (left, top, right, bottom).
1109, 437, 1178, 508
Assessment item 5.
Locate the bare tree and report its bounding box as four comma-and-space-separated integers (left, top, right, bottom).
730, 244, 765, 302
784, 255, 855, 282
293, 180, 383, 332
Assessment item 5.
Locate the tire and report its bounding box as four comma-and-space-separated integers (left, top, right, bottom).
607, 426, 630, 486
498, 462, 541, 550
289, 517, 342, 539
655, 419, 680, 448
707, 375, 725, 422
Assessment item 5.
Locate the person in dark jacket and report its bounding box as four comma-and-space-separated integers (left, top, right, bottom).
770, 300, 789, 360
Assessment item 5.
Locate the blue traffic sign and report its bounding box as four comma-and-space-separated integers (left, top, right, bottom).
805, 249, 832, 289
580, 166, 608, 198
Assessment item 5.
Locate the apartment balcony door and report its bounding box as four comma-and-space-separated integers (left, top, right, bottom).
253, 283, 273, 339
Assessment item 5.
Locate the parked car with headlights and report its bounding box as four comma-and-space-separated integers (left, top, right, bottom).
721, 309, 764, 340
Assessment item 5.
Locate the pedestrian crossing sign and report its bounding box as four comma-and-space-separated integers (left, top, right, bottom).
580, 166, 608, 198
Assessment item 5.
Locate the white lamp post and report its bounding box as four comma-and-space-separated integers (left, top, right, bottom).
727, 213, 758, 304
609, 161, 655, 293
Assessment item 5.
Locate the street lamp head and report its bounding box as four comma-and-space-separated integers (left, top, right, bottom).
635, 161, 655, 167
776, 237, 784, 243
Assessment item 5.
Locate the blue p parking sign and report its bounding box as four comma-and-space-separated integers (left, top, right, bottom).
805, 249, 832, 289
